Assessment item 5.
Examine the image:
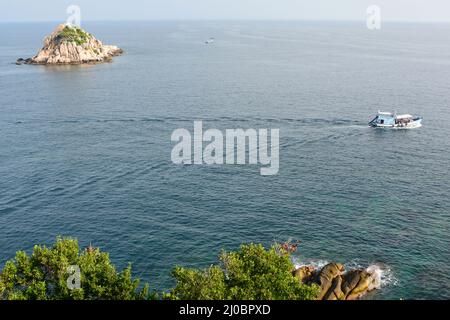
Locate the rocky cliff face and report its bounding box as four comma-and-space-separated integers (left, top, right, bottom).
17, 24, 123, 65
294, 262, 381, 300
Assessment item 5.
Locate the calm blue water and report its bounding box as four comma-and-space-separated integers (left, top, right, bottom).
1, 21, 449, 299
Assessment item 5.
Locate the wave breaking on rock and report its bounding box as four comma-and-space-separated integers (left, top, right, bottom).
17, 24, 123, 65
292, 259, 397, 300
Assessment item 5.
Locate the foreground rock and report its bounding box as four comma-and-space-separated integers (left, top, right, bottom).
293, 262, 381, 300
17, 24, 123, 65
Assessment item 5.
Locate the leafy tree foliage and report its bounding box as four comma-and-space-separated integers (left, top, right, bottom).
0, 237, 148, 300
169, 244, 319, 300
1, 239, 318, 300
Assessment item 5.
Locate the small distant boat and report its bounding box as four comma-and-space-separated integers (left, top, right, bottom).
205, 37, 215, 44
369, 111, 423, 128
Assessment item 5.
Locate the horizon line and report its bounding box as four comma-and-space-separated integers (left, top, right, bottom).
2, 18, 450, 25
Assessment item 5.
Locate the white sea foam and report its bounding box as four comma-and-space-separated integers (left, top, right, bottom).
367, 263, 399, 287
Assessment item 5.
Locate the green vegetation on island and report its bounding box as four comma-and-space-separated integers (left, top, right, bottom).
58, 26, 91, 45
0, 237, 319, 300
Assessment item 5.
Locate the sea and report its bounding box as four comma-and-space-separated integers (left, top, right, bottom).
0, 21, 449, 299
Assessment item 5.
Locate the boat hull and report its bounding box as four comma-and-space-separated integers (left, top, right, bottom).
369, 118, 422, 129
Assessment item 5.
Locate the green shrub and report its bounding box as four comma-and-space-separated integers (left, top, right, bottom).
169, 244, 319, 300
0, 237, 149, 300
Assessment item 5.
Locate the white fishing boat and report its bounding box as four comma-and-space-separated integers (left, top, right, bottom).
369, 111, 423, 128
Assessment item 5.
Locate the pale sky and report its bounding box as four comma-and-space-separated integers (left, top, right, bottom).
1, 0, 450, 23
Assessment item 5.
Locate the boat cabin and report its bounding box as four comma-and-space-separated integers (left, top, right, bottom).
372, 112, 395, 126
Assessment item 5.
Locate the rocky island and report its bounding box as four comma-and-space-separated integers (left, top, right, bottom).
17, 24, 123, 65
